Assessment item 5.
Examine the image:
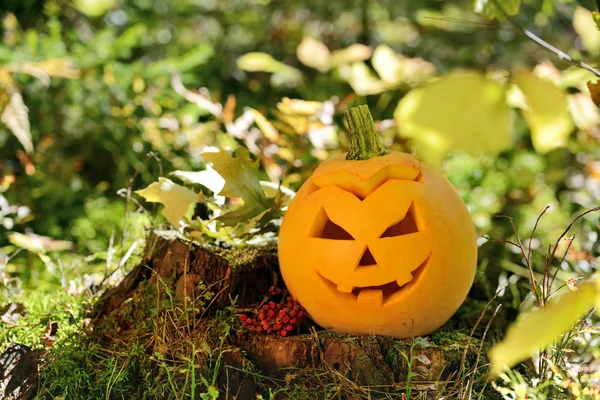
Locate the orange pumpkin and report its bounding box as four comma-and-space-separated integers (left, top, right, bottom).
278, 105, 477, 338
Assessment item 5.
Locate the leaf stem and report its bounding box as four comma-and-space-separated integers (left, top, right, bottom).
344, 105, 388, 160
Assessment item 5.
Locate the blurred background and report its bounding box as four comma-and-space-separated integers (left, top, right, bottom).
0, 0, 598, 305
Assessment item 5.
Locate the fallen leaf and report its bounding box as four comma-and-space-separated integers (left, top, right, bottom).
42, 321, 58, 347
0, 302, 25, 325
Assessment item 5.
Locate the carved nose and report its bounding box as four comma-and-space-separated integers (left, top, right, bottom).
357, 246, 377, 267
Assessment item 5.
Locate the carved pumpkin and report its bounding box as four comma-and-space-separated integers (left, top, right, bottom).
278, 105, 477, 338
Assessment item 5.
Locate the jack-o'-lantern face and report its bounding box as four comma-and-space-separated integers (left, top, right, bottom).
278, 150, 477, 338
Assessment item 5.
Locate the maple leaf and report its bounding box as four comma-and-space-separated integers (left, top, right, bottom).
202, 148, 275, 226
135, 177, 202, 228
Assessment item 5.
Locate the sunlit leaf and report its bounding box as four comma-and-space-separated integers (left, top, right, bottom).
394, 70, 513, 164
573, 6, 600, 56
328, 44, 372, 68
514, 71, 574, 154
202, 148, 274, 226
277, 97, 323, 116
74, 0, 115, 17
237, 52, 302, 86
1, 89, 33, 153
136, 178, 201, 228
8, 232, 73, 253
342, 62, 389, 96
372, 44, 435, 86
568, 93, 600, 130
296, 37, 330, 72
250, 108, 280, 141
171, 167, 225, 195
489, 281, 599, 376
372, 45, 403, 84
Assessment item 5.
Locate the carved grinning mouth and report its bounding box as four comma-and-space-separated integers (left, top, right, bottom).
316, 255, 431, 307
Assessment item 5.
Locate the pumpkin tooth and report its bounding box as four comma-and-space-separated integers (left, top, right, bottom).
396, 274, 412, 288
336, 284, 354, 293
356, 289, 383, 307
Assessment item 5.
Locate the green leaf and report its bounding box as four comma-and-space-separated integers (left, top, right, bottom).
176, 44, 215, 72
489, 281, 599, 376
394, 70, 513, 164
573, 7, 600, 56
473, 0, 522, 20
202, 149, 274, 226
514, 71, 574, 154
135, 178, 201, 229
74, 0, 115, 17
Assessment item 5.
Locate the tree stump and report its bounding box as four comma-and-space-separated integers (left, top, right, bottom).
0, 343, 46, 400
91, 235, 479, 398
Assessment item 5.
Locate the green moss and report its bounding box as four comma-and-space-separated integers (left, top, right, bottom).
211, 244, 277, 271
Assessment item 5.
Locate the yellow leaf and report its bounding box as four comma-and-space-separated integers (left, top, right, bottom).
329, 44, 372, 68
277, 98, 323, 116
573, 6, 600, 56
202, 148, 274, 226
74, 0, 115, 17
250, 108, 280, 142
136, 178, 200, 228
568, 93, 600, 131
394, 70, 513, 164
343, 62, 390, 96
296, 37, 330, 72
1, 88, 32, 153
489, 281, 598, 376
8, 232, 73, 253
372, 44, 435, 86
514, 71, 574, 154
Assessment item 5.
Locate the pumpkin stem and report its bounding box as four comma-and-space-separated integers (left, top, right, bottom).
344, 105, 388, 161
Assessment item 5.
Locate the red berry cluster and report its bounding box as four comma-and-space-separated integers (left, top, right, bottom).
238, 287, 305, 337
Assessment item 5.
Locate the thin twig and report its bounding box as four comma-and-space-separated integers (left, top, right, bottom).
490, 0, 600, 77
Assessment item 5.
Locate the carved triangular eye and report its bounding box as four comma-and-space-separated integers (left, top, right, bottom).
321, 219, 353, 240
358, 247, 376, 266
310, 207, 354, 240
380, 201, 423, 238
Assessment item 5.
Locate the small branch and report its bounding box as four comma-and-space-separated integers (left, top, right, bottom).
490, 0, 600, 77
